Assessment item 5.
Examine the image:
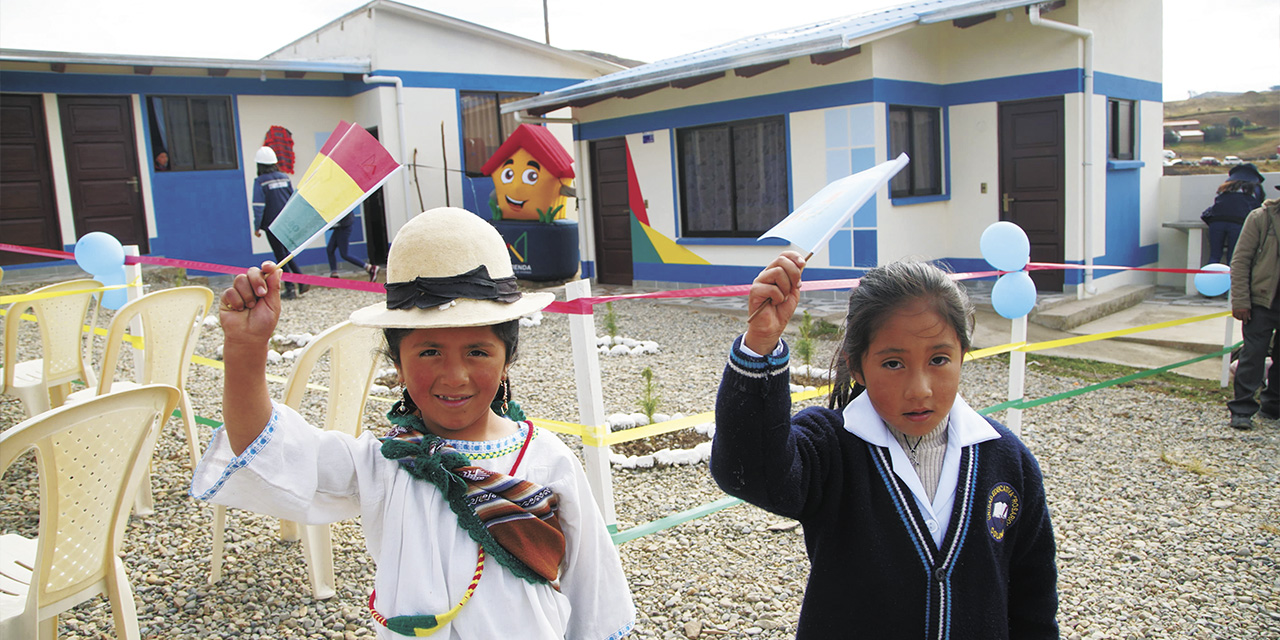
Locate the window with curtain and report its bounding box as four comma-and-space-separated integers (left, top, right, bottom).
1107, 98, 1135, 161
678, 116, 789, 237
460, 91, 536, 175
147, 95, 237, 172
888, 105, 943, 198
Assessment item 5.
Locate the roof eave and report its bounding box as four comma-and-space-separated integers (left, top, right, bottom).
501, 22, 914, 115
917, 0, 1040, 24
0, 48, 371, 74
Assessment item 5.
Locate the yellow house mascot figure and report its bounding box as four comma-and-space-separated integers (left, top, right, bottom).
482, 124, 575, 222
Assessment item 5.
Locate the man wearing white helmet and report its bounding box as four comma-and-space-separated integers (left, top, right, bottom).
252, 146, 306, 298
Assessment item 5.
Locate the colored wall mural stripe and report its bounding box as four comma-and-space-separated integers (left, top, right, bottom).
639, 221, 710, 266
625, 143, 650, 227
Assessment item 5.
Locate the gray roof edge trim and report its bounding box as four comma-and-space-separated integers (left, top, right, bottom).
500, 19, 919, 114
0, 49, 371, 73
916, 0, 1042, 24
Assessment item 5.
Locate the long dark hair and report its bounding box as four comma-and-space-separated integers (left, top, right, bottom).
382, 320, 521, 415
828, 261, 974, 410
257, 163, 277, 176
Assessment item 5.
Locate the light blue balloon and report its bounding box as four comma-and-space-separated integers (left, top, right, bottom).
980, 221, 1031, 272
74, 232, 125, 276
1194, 263, 1231, 297
98, 267, 129, 310
991, 271, 1037, 319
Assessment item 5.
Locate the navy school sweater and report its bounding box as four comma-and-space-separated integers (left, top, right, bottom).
710, 336, 1059, 639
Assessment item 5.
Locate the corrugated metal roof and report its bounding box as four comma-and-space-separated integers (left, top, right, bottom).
0, 48, 371, 74
503, 0, 1044, 115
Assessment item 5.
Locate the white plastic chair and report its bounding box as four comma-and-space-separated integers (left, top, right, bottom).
0, 384, 181, 640
1, 279, 102, 417
208, 320, 382, 599
64, 285, 213, 515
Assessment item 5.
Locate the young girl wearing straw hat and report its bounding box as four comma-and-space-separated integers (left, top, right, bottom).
193, 207, 635, 639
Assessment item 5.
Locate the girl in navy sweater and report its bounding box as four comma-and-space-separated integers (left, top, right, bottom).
711, 252, 1058, 638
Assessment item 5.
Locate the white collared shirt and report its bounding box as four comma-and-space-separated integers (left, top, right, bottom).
841, 393, 1000, 548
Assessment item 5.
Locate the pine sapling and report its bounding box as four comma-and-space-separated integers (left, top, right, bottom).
602, 301, 619, 340
639, 366, 660, 423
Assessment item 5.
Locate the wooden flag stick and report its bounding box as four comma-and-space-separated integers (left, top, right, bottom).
745, 251, 814, 323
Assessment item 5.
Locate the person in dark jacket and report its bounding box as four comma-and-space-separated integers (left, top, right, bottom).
252, 146, 306, 299
711, 254, 1058, 638
1204, 163, 1266, 265
326, 212, 379, 281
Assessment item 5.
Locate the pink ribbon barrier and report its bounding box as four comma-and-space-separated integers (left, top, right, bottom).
1, 242, 1232, 314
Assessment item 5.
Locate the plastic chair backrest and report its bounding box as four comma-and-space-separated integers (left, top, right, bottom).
0, 384, 180, 608
1, 278, 101, 393
281, 320, 382, 437
95, 286, 213, 395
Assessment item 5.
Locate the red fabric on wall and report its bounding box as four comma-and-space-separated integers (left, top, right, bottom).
264, 126, 296, 174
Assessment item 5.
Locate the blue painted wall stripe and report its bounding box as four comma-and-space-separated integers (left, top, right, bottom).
575, 69, 1123, 141
1094, 72, 1162, 102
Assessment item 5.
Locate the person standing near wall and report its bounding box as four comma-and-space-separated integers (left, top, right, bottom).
1227, 190, 1279, 430
252, 146, 306, 299
1204, 163, 1266, 265
326, 211, 379, 281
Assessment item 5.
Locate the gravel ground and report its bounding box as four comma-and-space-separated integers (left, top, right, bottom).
1, 276, 1277, 639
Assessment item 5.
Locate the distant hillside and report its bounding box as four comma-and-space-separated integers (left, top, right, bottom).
1163, 90, 1279, 163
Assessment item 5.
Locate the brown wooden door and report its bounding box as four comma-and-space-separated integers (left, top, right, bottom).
998, 97, 1065, 291
590, 137, 632, 285
1, 94, 62, 265
58, 95, 149, 252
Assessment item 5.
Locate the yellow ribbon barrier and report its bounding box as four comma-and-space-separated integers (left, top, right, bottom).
532, 384, 836, 448
190, 354, 398, 404
966, 341, 1027, 361
0, 279, 143, 306
1015, 310, 1230, 352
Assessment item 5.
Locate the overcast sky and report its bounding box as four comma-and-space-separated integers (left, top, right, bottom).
0, 0, 1276, 102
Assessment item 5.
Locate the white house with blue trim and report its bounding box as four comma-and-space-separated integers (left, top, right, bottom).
0, 0, 620, 275
504, 0, 1163, 295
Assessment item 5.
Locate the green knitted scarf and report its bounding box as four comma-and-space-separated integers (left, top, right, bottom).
379, 403, 549, 585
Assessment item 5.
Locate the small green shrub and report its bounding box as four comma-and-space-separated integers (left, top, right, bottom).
639, 366, 660, 422
602, 302, 619, 339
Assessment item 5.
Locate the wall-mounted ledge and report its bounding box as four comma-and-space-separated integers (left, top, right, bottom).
890, 193, 950, 206
676, 237, 790, 246
1106, 160, 1145, 170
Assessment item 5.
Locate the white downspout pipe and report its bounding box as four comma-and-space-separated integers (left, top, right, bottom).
364, 74, 414, 231
1029, 3, 1096, 297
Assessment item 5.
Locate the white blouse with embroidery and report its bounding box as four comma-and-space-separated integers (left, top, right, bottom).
191, 403, 635, 640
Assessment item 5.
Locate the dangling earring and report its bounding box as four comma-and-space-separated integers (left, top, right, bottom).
500, 378, 510, 416
395, 385, 418, 416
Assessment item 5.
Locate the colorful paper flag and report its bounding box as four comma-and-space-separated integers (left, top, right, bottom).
758, 153, 909, 256
268, 121, 401, 259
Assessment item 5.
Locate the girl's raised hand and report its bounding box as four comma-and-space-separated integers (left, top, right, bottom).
744, 251, 805, 355
219, 261, 283, 346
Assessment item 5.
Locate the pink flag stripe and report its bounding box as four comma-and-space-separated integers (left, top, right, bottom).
325, 124, 398, 192
319, 121, 356, 156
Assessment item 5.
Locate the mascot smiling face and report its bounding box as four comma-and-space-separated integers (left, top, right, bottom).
482, 124, 575, 222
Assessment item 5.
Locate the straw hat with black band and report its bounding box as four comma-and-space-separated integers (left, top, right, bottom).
350, 207, 553, 329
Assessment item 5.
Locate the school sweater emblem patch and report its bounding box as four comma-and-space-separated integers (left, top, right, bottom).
986, 483, 1020, 541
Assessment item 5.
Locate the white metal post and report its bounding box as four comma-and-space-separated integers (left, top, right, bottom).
124, 245, 144, 384
565, 279, 617, 527
1006, 315, 1028, 437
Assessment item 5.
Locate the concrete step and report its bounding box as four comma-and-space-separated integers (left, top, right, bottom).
1029, 284, 1156, 331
